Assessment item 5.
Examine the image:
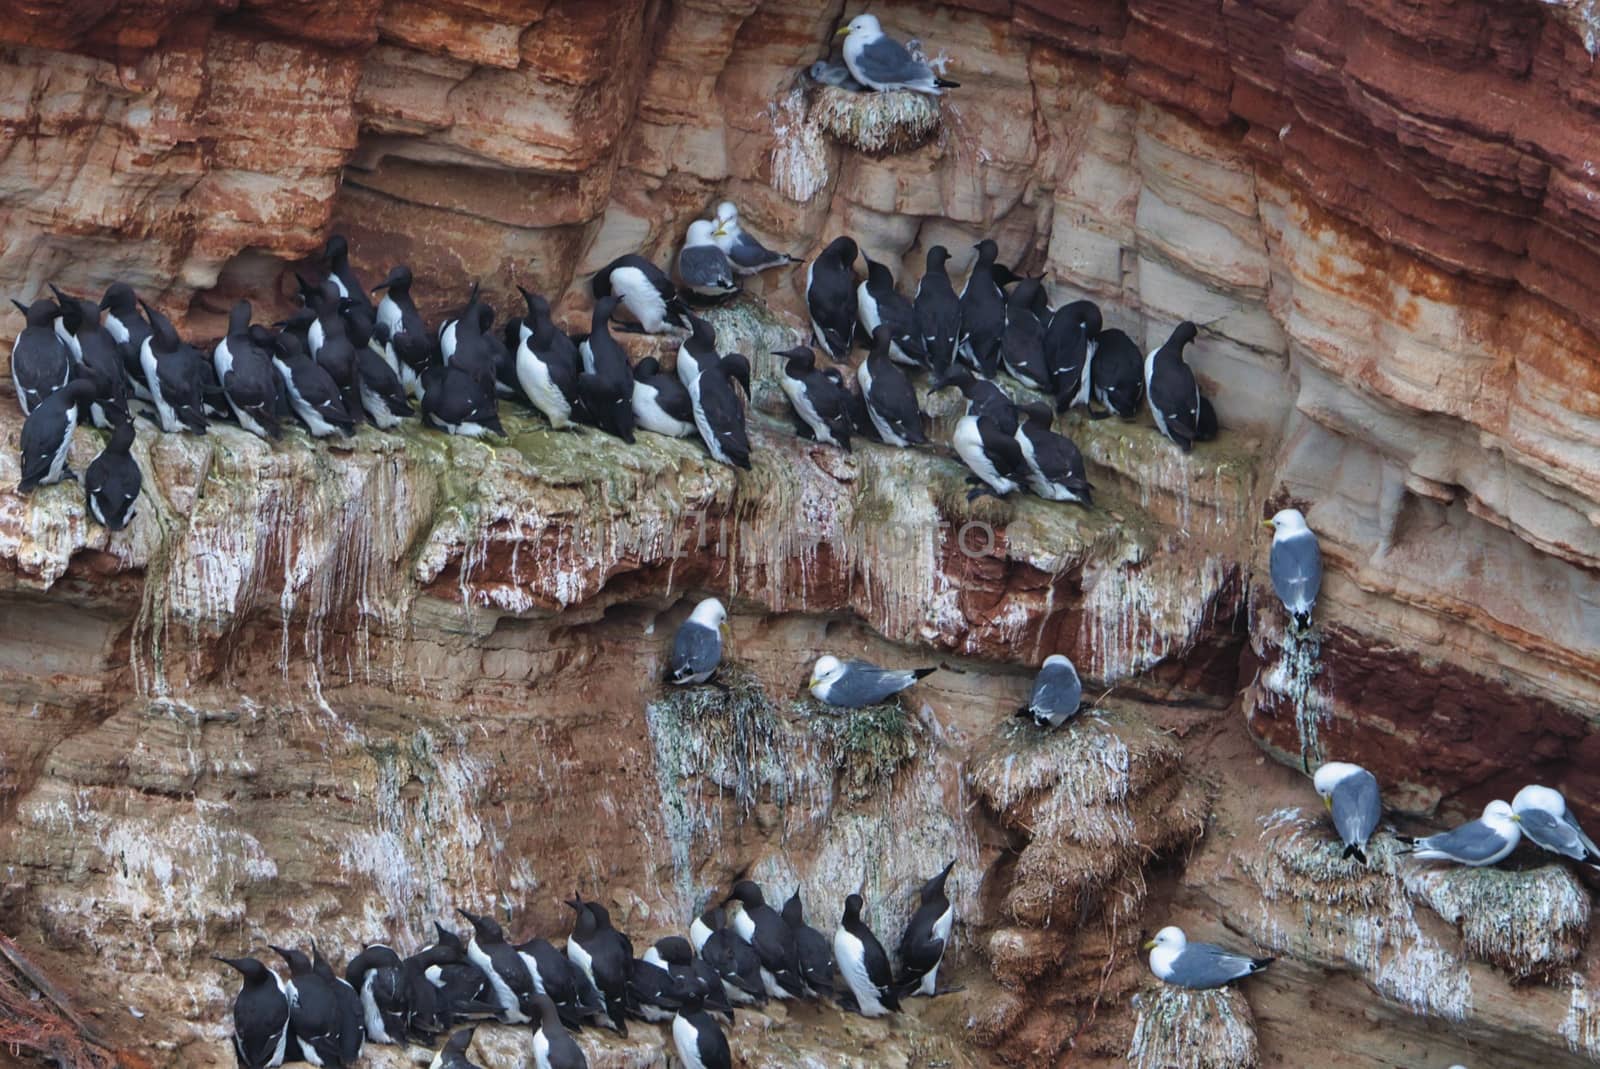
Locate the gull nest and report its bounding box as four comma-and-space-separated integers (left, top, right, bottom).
1127, 986, 1260, 1069
812, 85, 941, 155
1405, 862, 1591, 982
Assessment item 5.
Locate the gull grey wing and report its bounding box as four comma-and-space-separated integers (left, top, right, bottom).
1520, 810, 1587, 860
1331, 771, 1381, 847
729, 233, 787, 271
1168, 944, 1258, 989
680, 246, 735, 289
1566, 811, 1600, 859
1029, 663, 1082, 718
828, 663, 913, 707
1415, 819, 1509, 862
670, 622, 721, 681
1269, 530, 1322, 613
856, 34, 931, 86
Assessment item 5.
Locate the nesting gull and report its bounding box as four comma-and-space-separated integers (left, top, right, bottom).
1144, 927, 1272, 989
1404, 800, 1521, 866
806, 60, 865, 92
1266, 507, 1321, 632
712, 203, 798, 276
1312, 761, 1381, 863
667, 598, 728, 686
835, 15, 960, 95
1015, 654, 1083, 729
809, 655, 935, 708
678, 220, 739, 299
1511, 785, 1600, 863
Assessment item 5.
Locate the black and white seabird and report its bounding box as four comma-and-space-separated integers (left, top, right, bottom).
513, 287, 580, 429
438, 285, 500, 398
857, 325, 927, 447
1017, 654, 1083, 728
671, 992, 733, 1069
421, 365, 503, 439
273, 332, 356, 438
675, 316, 752, 469
836, 14, 960, 94
370, 265, 430, 395
345, 307, 415, 429
896, 861, 955, 997
915, 245, 962, 384
958, 240, 1008, 377
457, 908, 535, 1024
1313, 762, 1382, 864
307, 282, 362, 417
1075, 326, 1139, 418
631, 356, 696, 439
1265, 508, 1321, 632
18, 378, 98, 493
945, 367, 1024, 501
627, 951, 690, 1023
668, 597, 728, 685
531, 993, 588, 1069
271, 944, 345, 1067
404, 926, 497, 1040
723, 881, 804, 999
678, 221, 740, 300
1000, 278, 1051, 390
11, 297, 71, 416
322, 233, 374, 319
780, 890, 835, 1000
344, 945, 407, 1046
1513, 785, 1600, 864
215, 956, 291, 1069
777, 346, 853, 450
833, 893, 900, 1017
1015, 402, 1093, 504
809, 655, 935, 708
214, 301, 283, 440
515, 936, 601, 1032
593, 255, 690, 335
648, 937, 731, 1020
691, 908, 767, 1007
565, 896, 631, 1036
137, 300, 208, 434
576, 296, 636, 443
857, 258, 924, 367
1145, 321, 1202, 451
1044, 299, 1102, 411
430, 1025, 482, 1069
311, 945, 364, 1066
712, 202, 799, 276
807, 236, 860, 360
83, 414, 141, 530
98, 283, 153, 402
1145, 927, 1273, 989
49, 286, 128, 429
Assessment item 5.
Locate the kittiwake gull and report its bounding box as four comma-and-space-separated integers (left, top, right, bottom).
1015, 654, 1083, 729
809, 655, 935, 708
678, 220, 739, 300
1144, 927, 1273, 989
1404, 800, 1521, 866
1512, 785, 1600, 863
1312, 761, 1381, 863
835, 15, 960, 95
668, 598, 729, 686
712, 203, 799, 276
1266, 507, 1321, 632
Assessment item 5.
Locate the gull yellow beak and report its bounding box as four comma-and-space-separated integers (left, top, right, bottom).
1261, 519, 1276, 529
808, 675, 819, 688
1322, 795, 1333, 811
1142, 939, 1156, 950
1512, 813, 1523, 823
834, 25, 850, 37
720, 622, 731, 639
712, 225, 727, 239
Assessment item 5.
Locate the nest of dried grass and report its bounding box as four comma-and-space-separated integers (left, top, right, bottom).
1127, 986, 1260, 1069
1406, 863, 1591, 982
811, 85, 942, 154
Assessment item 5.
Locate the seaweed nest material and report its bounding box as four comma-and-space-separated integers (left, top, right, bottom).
1406, 862, 1591, 982
1127, 986, 1259, 1069
812, 86, 941, 154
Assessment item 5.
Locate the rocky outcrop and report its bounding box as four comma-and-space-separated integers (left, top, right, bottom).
1, 1, 1598, 1068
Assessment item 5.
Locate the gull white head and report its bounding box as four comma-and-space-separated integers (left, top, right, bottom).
686, 219, 719, 249
809, 654, 844, 690
1512, 784, 1566, 817
1312, 761, 1363, 800
689, 597, 728, 634
840, 14, 883, 39
715, 201, 739, 229
1482, 799, 1521, 834
1142, 926, 1187, 977
1042, 654, 1075, 670
1264, 508, 1310, 538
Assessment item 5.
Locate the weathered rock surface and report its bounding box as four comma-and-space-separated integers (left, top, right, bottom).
1, 1, 1598, 1068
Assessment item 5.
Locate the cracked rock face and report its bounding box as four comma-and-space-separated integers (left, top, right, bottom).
1, 2, 1599, 1068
